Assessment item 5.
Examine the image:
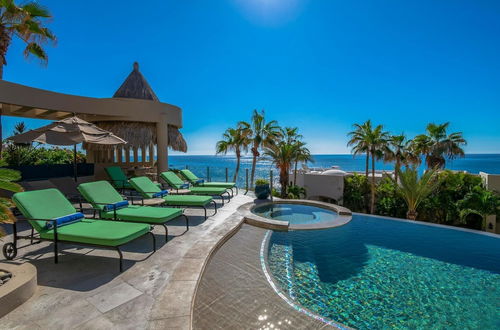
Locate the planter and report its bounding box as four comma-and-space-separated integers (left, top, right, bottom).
255, 184, 270, 200
0, 263, 37, 318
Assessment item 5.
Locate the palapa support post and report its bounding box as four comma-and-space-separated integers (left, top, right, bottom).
73, 144, 78, 182
206, 166, 210, 182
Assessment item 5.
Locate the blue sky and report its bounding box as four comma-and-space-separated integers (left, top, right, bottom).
3, 0, 499, 154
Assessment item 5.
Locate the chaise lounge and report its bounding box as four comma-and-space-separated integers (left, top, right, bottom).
6, 189, 154, 272
160, 171, 231, 204
78, 181, 189, 242
105, 166, 134, 190
179, 169, 238, 196
129, 176, 217, 219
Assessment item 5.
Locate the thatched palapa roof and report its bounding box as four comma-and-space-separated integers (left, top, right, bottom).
86, 62, 187, 152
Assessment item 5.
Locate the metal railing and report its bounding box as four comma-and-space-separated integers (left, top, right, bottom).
179, 165, 276, 196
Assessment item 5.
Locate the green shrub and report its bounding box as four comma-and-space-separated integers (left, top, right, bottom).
375, 177, 406, 218
2, 146, 86, 167
255, 179, 269, 186
287, 185, 306, 199
343, 174, 369, 212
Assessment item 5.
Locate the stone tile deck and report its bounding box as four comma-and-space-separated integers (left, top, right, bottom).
193, 224, 339, 330
0, 194, 253, 330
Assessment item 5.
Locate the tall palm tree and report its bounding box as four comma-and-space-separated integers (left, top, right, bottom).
263, 141, 297, 198
216, 126, 249, 182
412, 122, 466, 169
395, 167, 440, 220
293, 141, 313, 185
239, 110, 281, 187
367, 124, 389, 214
384, 134, 416, 182
0, 0, 56, 156
347, 120, 372, 178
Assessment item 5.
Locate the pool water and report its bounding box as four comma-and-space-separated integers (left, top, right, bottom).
266, 214, 500, 329
252, 203, 339, 225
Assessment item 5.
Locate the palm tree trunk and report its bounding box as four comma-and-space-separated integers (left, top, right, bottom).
280, 168, 289, 198
365, 152, 369, 178
395, 158, 400, 183
407, 210, 417, 220
234, 150, 241, 182
370, 150, 375, 214
250, 145, 258, 187
293, 160, 298, 185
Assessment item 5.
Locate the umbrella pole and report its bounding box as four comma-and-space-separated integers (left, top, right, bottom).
73, 144, 78, 182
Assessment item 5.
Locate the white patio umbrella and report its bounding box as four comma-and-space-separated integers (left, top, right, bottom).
8, 116, 127, 181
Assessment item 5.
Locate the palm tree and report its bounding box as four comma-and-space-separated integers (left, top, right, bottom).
459, 186, 499, 231
367, 124, 389, 214
263, 141, 297, 198
347, 120, 372, 178
412, 122, 466, 169
293, 141, 312, 185
216, 126, 249, 182
0, 0, 56, 156
239, 110, 281, 187
395, 167, 440, 220
384, 134, 414, 182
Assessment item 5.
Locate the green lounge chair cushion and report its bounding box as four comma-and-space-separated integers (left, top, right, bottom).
105, 166, 132, 189
129, 176, 213, 206
40, 219, 150, 246
180, 169, 236, 189
129, 176, 165, 199
13, 188, 79, 232
12, 189, 150, 246
78, 181, 125, 210
160, 172, 226, 195
78, 181, 183, 223
189, 186, 227, 195
164, 195, 212, 206
101, 205, 182, 223
160, 171, 185, 189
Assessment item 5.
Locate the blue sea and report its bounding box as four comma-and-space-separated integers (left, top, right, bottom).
168, 154, 500, 188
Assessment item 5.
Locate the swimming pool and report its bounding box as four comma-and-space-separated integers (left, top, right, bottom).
253, 203, 339, 225
265, 214, 500, 329
250, 202, 351, 230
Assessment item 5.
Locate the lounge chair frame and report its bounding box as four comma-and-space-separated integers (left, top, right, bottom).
2, 218, 156, 272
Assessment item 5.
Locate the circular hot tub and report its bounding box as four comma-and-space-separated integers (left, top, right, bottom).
239, 200, 352, 231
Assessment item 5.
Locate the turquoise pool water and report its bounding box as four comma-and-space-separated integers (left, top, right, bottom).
266, 214, 500, 329
253, 203, 339, 225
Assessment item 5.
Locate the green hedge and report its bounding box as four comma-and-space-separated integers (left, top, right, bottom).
343, 171, 498, 230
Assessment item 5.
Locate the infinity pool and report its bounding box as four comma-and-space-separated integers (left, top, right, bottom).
266, 214, 500, 329
252, 203, 339, 225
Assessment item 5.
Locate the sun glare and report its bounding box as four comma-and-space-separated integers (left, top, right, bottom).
232, 0, 306, 26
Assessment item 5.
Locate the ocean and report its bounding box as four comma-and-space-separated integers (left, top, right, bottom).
168, 154, 500, 188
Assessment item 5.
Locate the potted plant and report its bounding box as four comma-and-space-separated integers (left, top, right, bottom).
255, 178, 271, 200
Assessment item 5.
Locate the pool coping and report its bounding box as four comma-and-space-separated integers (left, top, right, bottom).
354, 212, 500, 238
238, 199, 353, 231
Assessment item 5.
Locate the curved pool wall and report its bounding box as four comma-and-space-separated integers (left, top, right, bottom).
239, 199, 352, 231
263, 213, 500, 329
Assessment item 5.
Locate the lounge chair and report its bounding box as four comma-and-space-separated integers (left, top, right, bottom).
6, 189, 154, 272
160, 171, 231, 204
179, 169, 238, 196
129, 176, 217, 219
105, 166, 133, 190
78, 181, 189, 241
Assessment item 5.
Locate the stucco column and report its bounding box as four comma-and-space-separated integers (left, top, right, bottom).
156, 114, 169, 175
